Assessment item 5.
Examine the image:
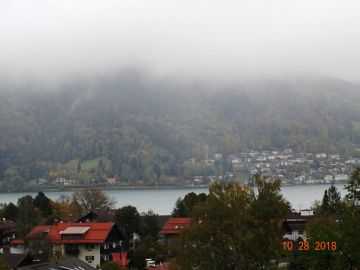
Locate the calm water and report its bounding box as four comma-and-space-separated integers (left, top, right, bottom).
0, 184, 347, 215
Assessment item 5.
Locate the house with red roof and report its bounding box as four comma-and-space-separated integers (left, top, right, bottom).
160, 218, 192, 235
26, 223, 123, 268
159, 218, 192, 253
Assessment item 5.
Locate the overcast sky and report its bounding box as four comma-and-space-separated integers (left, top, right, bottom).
1, 0, 360, 82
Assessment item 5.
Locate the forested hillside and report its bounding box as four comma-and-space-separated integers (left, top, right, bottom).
1, 74, 360, 189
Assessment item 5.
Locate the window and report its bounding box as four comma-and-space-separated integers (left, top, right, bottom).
61, 234, 83, 240
85, 244, 95, 249
86, 256, 94, 262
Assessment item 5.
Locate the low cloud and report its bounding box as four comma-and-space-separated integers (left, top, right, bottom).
1, 0, 360, 83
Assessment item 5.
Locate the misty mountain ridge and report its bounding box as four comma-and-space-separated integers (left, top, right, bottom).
1, 73, 360, 188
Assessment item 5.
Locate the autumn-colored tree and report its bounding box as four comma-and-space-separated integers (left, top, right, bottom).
73, 187, 114, 213
176, 177, 290, 270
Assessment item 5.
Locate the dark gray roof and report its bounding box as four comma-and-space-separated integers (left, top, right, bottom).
0, 221, 17, 230
18, 257, 96, 270
0, 253, 33, 268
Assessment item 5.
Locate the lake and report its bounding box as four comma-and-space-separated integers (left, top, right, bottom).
0, 184, 347, 215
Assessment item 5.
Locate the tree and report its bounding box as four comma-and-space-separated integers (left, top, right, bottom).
73, 187, 114, 213
303, 171, 360, 270
97, 159, 105, 175
172, 192, 207, 218
176, 178, 290, 270
247, 175, 292, 267
16, 195, 41, 236
0, 167, 25, 192
101, 261, 122, 270
34, 191, 53, 217
345, 167, 360, 210
115, 205, 141, 241
327, 185, 341, 212
1, 203, 18, 221
129, 235, 158, 269
321, 185, 341, 215
321, 190, 330, 213
304, 215, 342, 269
77, 159, 82, 173
140, 210, 159, 238
171, 198, 187, 218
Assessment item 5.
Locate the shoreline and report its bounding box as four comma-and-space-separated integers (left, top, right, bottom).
0, 181, 348, 194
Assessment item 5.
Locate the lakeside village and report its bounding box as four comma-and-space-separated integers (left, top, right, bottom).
0, 188, 316, 270
1, 169, 360, 270
45, 149, 359, 189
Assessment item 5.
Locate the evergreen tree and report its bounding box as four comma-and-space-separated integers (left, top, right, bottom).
321, 190, 330, 213
327, 185, 341, 215
1, 203, 18, 221
345, 167, 360, 211
140, 210, 159, 238
34, 191, 53, 217
176, 178, 290, 270
16, 195, 41, 236
115, 206, 141, 241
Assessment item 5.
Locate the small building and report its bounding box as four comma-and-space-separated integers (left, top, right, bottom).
106, 177, 117, 185
10, 239, 26, 254
294, 175, 306, 183
63, 179, 76, 186
25, 225, 55, 258
334, 174, 348, 182
159, 218, 192, 254
26, 223, 123, 268
315, 153, 327, 159
282, 211, 313, 242
0, 220, 17, 248
193, 176, 203, 184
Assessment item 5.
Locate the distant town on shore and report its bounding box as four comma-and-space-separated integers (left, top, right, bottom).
21, 148, 358, 193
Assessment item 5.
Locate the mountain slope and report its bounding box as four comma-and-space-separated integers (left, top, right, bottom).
1, 74, 360, 189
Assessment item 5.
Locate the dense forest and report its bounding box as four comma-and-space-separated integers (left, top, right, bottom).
1, 73, 360, 189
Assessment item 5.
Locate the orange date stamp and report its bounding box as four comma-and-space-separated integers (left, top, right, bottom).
282, 241, 337, 251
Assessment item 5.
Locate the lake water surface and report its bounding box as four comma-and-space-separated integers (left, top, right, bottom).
0, 184, 347, 214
